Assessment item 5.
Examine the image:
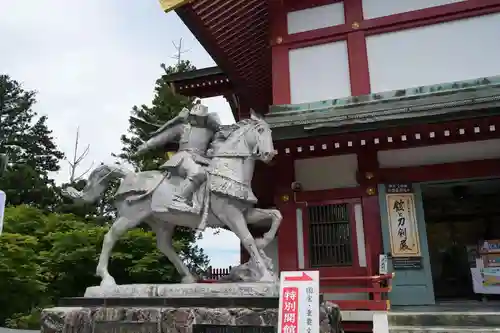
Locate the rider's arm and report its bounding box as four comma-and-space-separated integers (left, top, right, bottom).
136, 124, 182, 155
151, 108, 189, 136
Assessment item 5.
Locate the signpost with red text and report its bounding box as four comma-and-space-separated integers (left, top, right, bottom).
278, 271, 320, 333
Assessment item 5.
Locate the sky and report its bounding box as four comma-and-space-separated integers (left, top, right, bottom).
0, 0, 240, 268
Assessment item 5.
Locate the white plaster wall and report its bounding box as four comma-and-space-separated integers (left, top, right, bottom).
264, 237, 279, 273
289, 41, 351, 104
378, 139, 500, 168
362, 0, 464, 20
366, 13, 500, 94
287, 2, 345, 34
295, 154, 358, 191
294, 154, 358, 191
354, 203, 367, 268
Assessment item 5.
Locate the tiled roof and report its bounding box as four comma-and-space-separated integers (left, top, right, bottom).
176, 0, 271, 111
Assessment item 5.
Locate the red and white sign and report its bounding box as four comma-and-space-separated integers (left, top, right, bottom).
278, 271, 319, 333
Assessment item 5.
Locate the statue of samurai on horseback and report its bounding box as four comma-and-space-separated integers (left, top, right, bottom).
62, 105, 282, 287
136, 103, 221, 215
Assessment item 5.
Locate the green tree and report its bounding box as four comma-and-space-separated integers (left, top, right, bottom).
0, 232, 45, 325
0, 75, 64, 210
0, 204, 208, 329
116, 61, 196, 171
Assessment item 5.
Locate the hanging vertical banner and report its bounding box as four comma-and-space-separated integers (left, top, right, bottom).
158, 0, 191, 13
0, 190, 5, 235
386, 193, 421, 257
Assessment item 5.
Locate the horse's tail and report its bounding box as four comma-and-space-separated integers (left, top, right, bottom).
62, 164, 131, 204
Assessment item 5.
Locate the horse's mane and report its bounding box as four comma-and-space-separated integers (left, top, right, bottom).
214, 119, 255, 143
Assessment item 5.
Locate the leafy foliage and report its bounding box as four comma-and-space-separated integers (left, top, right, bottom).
0, 205, 208, 328
0, 75, 64, 209
0, 232, 45, 325
116, 61, 196, 171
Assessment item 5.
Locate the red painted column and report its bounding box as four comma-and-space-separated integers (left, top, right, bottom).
269, 0, 291, 105
238, 97, 252, 120
345, 0, 371, 95
357, 149, 382, 275
274, 155, 298, 272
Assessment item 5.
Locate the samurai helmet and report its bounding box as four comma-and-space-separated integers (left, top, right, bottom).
190, 103, 209, 116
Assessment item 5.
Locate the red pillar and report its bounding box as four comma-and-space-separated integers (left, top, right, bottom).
274, 155, 298, 272
357, 149, 382, 275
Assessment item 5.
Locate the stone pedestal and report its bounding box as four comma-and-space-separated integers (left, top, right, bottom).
84, 282, 279, 298
41, 284, 342, 333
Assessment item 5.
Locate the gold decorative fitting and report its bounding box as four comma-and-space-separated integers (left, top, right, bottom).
352, 22, 360, 29
276, 37, 283, 44
281, 194, 290, 202
365, 171, 374, 180
366, 187, 376, 196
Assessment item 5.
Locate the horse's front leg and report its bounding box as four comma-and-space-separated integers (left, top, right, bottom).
245, 208, 283, 250
96, 216, 139, 287
211, 196, 275, 282
150, 221, 197, 284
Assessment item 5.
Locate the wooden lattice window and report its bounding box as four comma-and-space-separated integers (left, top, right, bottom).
308, 203, 353, 267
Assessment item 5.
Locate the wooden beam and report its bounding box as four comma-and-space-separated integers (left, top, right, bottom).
378, 158, 500, 183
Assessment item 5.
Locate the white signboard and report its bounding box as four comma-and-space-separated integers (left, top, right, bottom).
0, 190, 5, 235
278, 271, 319, 333
379, 254, 389, 275
386, 193, 421, 257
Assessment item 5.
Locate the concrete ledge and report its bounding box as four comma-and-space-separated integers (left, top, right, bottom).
84, 283, 279, 298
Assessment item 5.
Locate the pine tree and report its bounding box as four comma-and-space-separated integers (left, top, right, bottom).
116, 61, 196, 171
0, 75, 64, 210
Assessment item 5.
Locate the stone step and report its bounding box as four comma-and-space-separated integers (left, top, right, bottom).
389, 312, 500, 328
390, 326, 500, 333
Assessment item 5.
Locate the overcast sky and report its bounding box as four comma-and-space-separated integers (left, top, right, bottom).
0, 0, 240, 268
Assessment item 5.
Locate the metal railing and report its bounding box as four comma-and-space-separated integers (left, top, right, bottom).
199, 266, 232, 282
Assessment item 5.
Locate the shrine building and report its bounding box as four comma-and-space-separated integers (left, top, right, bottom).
161, 0, 500, 328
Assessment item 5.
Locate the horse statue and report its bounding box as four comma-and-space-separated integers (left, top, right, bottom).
62, 112, 281, 287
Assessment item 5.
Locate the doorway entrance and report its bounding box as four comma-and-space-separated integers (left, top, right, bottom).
422, 178, 500, 300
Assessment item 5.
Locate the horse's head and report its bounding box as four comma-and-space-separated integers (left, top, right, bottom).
212, 111, 276, 163
245, 110, 276, 164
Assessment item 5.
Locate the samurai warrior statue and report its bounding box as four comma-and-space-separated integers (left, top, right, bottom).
136, 103, 221, 213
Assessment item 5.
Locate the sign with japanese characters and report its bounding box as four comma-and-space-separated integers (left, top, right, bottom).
0, 190, 5, 235
386, 183, 413, 194
386, 193, 421, 257
278, 271, 319, 333
379, 254, 389, 274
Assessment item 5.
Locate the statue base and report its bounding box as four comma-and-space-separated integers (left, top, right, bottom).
84, 282, 279, 298
41, 286, 343, 333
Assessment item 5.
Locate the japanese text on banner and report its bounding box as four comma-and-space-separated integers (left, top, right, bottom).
386, 193, 421, 257
305, 286, 314, 333
281, 287, 298, 333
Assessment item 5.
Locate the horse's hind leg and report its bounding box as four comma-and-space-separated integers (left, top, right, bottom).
245, 208, 282, 250
96, 216, 140, 287
211, 196, 275, 282
152, 222, 197, 284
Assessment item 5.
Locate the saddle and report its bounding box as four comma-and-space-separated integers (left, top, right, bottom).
151, 174, 207, 216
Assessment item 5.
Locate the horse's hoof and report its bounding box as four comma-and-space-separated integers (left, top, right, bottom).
100, 275, 117, 287
259, 272, 277, 283
181, 275, 196, 284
